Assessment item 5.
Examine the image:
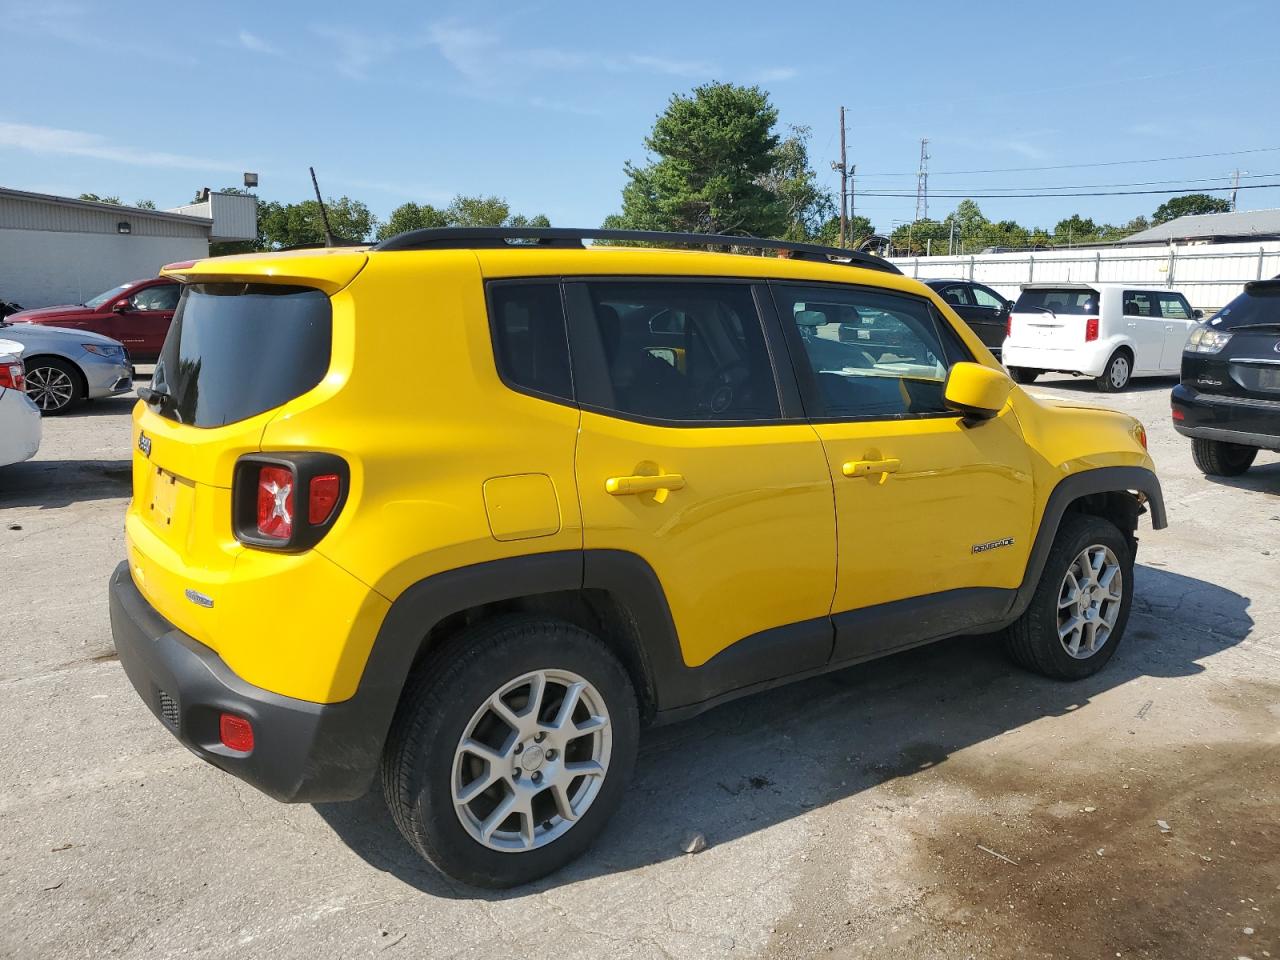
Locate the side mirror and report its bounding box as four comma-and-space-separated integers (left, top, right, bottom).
112, 298, 131, 313
944, 361, 1014, 421
1193, 309, 1204, 320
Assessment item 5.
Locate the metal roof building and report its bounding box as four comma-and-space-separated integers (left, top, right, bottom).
0, 188, 256, 308
1117, 208, 1280, 246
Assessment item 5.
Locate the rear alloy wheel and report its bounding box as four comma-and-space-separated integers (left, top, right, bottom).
1095, 351, 1132, 393
1191, 437, 1257, 477
24, 357, 85, 414
382, 616, 639, 888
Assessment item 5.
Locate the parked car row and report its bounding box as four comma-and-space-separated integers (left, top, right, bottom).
0, 276, 180, 414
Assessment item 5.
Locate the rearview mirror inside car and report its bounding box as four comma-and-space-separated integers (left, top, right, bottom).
944, 362, 1014, 421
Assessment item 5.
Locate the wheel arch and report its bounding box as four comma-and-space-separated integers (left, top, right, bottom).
22, 352, 88, 394
1003, 465, 1165, 627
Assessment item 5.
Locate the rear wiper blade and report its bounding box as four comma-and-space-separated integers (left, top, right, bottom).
1026, 305, 1057, 318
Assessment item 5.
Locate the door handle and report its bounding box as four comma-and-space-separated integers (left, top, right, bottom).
605, 473, 685, 496
842, 458, 901, 482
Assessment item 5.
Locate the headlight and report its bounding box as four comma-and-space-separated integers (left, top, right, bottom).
82, 343, 124, 358
1185, 326, 1233, 354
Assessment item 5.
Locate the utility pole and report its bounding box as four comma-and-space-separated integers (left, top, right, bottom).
833, 106, 849, 247
914, 138, 930, 222
1230, 169, 1241, 212
849, 164, 856, 235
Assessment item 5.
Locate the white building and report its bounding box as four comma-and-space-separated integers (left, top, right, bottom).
0, 188, 257, 308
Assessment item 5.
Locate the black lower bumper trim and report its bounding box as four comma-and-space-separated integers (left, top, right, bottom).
109, 562, 381, 802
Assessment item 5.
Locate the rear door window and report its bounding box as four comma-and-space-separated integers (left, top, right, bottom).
152, 283, 331, 428
1124, 291, 1159, 317
569, 281, 781, 422
1014, 288, 1099, 315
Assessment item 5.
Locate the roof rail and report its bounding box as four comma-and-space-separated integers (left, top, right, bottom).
371, 226, 901, 274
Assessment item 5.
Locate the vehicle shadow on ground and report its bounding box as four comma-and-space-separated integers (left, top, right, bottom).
1030, 375, 1179, 396
0, 458, 131, 508
1204, 459, 1280, 496
72, 395, 139, 418
314, 563, 1253, 900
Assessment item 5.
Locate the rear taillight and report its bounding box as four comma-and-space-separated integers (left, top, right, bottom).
1005, 313, 1012, 339
256, 465, 294, 540
1084, 318, 1100, 342
0, 360, 25, 391
1172, 408, 1186, 422
233, 454, 348, 550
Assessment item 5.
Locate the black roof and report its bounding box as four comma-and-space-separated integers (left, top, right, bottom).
372, 227, 900, 275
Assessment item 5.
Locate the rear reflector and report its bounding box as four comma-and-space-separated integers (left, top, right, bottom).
1084, 318, 1100, 342
1172, 408, 1186, 421
0, 361, 25, 391
219, 713, 254, 752
256, 465, 294, 540
308, 474, 341, 524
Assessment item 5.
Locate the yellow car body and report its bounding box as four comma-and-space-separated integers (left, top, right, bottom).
110, 237, 1164, 811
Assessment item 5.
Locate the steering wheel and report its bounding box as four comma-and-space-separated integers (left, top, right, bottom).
696, 360, 751, 415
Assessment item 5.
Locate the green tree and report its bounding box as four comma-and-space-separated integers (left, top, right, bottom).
134, 199, 157, 210
1152, 193, 1230, 224
610, 82, 787, 238
374, 195, 551, 241
889, 218, 949, 256
760, 125, 835, 243
813, 213, 874, 248
258, 197, 377, 247
1054, 214, 1101, 245
78, 193, 121, 204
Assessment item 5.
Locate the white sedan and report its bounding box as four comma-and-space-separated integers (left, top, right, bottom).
0, 338, 41, 468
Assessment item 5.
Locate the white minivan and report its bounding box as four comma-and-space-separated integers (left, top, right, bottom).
1001, 283, 1200, 391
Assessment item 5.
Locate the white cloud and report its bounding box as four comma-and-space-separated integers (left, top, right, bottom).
754, 66, 798, 83
626, 54, 718, 78
0, 121, 243, 172
310, 24, 406, 80
238, 29, 280, 56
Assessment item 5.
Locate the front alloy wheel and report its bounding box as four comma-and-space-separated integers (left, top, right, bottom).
1056, 545, 1123, 659
25, 359, 82, 413
452, 669, 611, 852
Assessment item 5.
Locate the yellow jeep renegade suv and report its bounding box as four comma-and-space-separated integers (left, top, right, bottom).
110, 227, 1165, 888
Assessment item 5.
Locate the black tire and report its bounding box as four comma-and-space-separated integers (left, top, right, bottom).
1095, 350, 1132, 393
1004, 513, 1134, 680
382, 615, 639, 888
1009, 367, 1039, 385
1190, 437, 1257, 477
24, 356, 85, 414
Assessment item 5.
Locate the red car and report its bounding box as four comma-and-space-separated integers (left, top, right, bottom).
7, 277, 180, 363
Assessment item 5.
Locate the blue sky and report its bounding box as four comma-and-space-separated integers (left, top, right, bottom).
3, 0, 1278, 235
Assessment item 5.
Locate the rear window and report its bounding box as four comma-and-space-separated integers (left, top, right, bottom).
1013, 288, 1099, 316
1209, 280, 1280, 330
152, 283, 331, 427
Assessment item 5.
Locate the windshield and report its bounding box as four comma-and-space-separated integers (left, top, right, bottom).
84, 282, 137, 309
1208, 281, 1280, 330
152, 283, 332, 427
1013, 288, 1099, 316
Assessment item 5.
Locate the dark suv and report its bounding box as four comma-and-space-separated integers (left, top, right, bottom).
1172, 278, 1280, 476
924, 279, 1013, 357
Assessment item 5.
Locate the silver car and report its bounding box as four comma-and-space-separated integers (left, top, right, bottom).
0, 318, 132, 414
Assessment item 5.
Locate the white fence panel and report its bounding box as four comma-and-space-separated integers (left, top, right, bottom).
890, 240, 1280, 311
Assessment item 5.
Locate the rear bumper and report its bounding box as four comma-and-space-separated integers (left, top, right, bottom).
1171, 383, 1280, 451
1001, 342, 1107, 377
109, 561, 382, 802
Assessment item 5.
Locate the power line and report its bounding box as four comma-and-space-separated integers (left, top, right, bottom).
886, 171, 1280, 195
858, 182, 1280, 199
854, 146, 1280, 179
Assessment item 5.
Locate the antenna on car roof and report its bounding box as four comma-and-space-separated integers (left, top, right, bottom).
309, 166, 336, 249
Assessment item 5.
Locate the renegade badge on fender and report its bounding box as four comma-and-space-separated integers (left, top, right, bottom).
109, 228, 1166, 889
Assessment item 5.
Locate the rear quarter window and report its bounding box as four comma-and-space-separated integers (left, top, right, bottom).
152, 283, 331, 428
